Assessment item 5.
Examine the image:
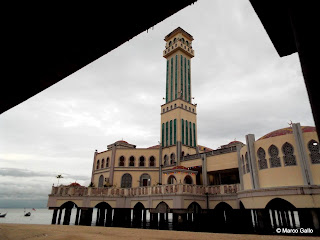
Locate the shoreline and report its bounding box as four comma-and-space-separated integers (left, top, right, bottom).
0, 223, 318, 240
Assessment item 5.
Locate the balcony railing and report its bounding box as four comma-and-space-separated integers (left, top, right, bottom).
163, 41, 194, 57
49, 183, 239, 198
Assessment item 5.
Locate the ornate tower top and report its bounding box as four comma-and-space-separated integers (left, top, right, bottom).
163, 27, 195, 59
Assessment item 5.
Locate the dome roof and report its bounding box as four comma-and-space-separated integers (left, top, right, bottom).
69, 182, 82, 187
172, 166, 188, 170
116, 140, 129, 144
258, 126, 316, 140
228, 140, 243, 145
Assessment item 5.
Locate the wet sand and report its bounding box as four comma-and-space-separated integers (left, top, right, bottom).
0, 224, 317, 240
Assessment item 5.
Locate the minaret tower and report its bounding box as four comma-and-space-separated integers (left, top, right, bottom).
160, 27, 198, 166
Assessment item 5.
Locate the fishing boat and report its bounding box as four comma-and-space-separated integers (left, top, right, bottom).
0, 212, 7, 217
24, 208, 31, 217
24, 211, 31, 217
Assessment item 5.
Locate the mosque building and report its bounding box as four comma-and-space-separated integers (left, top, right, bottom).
48, 27, 320, 235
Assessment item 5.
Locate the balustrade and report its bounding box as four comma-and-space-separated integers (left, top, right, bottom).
50, 183, 240, 198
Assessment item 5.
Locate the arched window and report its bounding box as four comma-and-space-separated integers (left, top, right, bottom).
173, 38, 176, 43
184, 175, 193, 184
140, 173, 151, 186
164, 155, 168, 166
167, 175, 177, 184
186, 40, 189, 46
181, 151, 185, 158
149, 156, 155, 167
308, 140, 320, 164
282, 142, 296, 166
121, 174, 132, 188
96, 160, 100, 170
245, 152, 250, 172
101, 159, 105, 169
98, 175, 104, 187
169, 41, 172, 47
174, 104, 176, 108
163, 108, 165, 113
171, 105, 173, 110
181, 38, 185, 44
129, 156, 135, 167
269, 145, 281, 168
119, 156, 125, 166
170, 153, 175, 165
139, 156, 145, 167
257, 147, 268, 169
106, 157, 110, 167
241, 155, 246, 174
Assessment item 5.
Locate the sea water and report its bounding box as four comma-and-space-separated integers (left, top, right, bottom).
0, 208, 161, 227
0, 208, 53, 225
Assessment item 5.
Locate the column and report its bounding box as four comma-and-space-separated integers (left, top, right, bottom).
245, 134, 260, 189
75, 208, 80, 225
201, 153, 208, 186
109, 143, 117, 185
292, 123, 314, 185
51, 209, 58, 225
63, 208, 71, 225
57, 208, 63, 225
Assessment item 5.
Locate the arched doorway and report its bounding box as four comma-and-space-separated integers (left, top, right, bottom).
98, 175, 104, 187
140, 173, 151, 186
265, 198, 297, 230
95, 202, 113, 227
121, 173, 132, 188
132, 202, 147, 228
187, 202, 202, 231
213, 202, 233, 233
184, 175, 193, 184
167, 175, 177, 184
53, 201, 80, 226
154, 202, 170, 230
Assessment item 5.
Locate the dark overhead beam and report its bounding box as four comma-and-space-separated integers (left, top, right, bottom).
2, 1, 197, 115
249, 0, 320, 138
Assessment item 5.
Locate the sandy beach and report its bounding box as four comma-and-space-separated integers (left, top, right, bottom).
0, 224, 318, 240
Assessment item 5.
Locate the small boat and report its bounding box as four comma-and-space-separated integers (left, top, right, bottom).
24, 212, 31, 217
0, 212, 7, 218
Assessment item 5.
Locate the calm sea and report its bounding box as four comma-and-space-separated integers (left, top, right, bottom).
0, 208, 101, 225
0, 208, 155, 226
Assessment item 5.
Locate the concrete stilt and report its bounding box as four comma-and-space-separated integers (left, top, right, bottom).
75, 208, 80, 225
143, 209, 147, 228
96, 208, 100, 226
105, 208, 112, 227
63, 208, 71, 225
150, 213, 158, 229
51, 209, 58, 225
57, 208, 63, 225
99, 208, 105, 226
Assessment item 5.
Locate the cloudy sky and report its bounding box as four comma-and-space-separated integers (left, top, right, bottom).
0, 0, 314, 208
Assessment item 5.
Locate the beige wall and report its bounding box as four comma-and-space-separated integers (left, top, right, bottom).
113, 170, 159, 188
115, 148, 159, 167
206, 152, 238, 172
93, 171, 110, 186
162, 172, 196, 185
240, 194, 320, 209
255, 134, 304, 187
180, 159, 202, 168
95, 150, 112, 170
